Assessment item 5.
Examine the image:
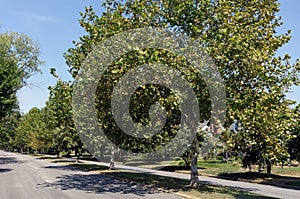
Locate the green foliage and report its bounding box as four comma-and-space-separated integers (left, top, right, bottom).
288, 106, 300, 161
0, 32, 43, 85
65, 1, 211, 161
0, 31, 42, 149
65, 0, 299, 175
0, 111, 20, 149
46, 79, 84, 157
0, 43, 20, 118
13, 108, 52, 153
163, 0, 299, 173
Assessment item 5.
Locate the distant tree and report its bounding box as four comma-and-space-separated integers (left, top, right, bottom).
14, 107, 52, 153
47, 73, 84, 158
0, 111, 20, 150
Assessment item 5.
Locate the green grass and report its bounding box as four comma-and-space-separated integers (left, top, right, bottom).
272, 166, 300, 176
174, 159, 300, 177
161, 159, 300, 190
162, 159, 244, 176
108, 171, 276, 199
197, 160, 244, 175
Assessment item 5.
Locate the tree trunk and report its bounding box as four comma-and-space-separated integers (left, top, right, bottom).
75, 148, 78, 157
110, 145, 115, 169
183, 158, 191, 169
190, 138, 199, 187
266, 160, 272, 174
75, 148, 79, 163
100, 145, 105, 160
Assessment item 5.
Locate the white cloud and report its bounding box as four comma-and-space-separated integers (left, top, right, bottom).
30, 15, 56, 22
15, 11, 57, 23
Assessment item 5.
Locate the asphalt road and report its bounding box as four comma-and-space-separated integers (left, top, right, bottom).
0, 150, 182, 199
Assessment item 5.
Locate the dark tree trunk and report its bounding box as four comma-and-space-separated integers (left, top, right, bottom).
266, 160, 272, 174
190, 138, 199, 187
75, 148, 79, 162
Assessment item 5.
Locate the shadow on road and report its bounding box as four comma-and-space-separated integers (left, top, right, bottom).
43, 165, 83, 171
38, 173, 161, 196
43, 163, 109, 172
0, 168, 12, 173
0, 157, 24, 165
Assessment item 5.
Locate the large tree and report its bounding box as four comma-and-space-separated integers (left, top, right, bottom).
0, 32, 43, 149
65, 0, 299, 185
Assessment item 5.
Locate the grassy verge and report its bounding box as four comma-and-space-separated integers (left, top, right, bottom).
161, 159, 300, 189
106, 171, 275, 199
37, 154, 300, 191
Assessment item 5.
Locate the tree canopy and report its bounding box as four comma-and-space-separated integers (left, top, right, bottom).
65, 0, 299, 178
0, 31, 43, 149
1, 1, 299, 186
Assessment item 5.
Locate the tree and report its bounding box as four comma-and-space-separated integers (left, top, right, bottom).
0, 31, 43, 149
288, 106, 300, 162
0, 32, 42, 86
13, 107, 52, 153
0, 111, 20, 150
0, 45, 20, 118
46, 73, 84, 158
65, 0, 299, 184
66, 1, 211, 184
163, 0, 299, 174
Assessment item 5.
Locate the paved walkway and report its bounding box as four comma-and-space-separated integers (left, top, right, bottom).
77, 158, 300, 199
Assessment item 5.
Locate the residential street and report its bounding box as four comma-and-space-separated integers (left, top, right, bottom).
0, 150, 182, 199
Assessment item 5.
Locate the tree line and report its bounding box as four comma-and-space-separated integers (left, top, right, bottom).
1, 0, 300, 186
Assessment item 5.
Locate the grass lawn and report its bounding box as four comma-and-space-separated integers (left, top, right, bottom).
160, 159, 244, 175
161, 159, 300, 189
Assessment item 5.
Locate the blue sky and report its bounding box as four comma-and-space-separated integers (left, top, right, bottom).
0, 0, 299, 113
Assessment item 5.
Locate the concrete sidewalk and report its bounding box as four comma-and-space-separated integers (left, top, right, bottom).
76, 158, 300, 199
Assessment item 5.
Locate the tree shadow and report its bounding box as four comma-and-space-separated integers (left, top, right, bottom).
43, 164, 109, 172
0, 157, 24, 165
0, 168, 12, 173
43, 165, 84, 172
37, 173, 162, 196
108, 172, 276, 199
51, 160, 79, 163
36, 156, 58, 160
